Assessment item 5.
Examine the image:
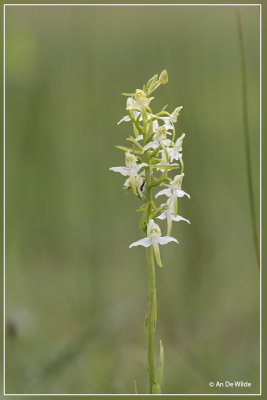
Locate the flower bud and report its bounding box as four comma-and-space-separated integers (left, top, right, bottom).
159, 69, 168, 84
171, 106, 183, 123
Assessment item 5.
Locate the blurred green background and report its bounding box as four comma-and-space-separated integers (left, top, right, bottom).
5, 5, 260, 395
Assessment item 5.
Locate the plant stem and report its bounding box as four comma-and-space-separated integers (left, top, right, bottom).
146, 245, 155, 393
236, 10, 260, 269
143, 111, 156, 393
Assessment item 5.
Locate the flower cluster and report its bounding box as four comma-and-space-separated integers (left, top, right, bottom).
110, 70, 190, 268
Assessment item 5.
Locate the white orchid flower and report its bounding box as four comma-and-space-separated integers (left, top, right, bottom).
157, 150, 178, 173
134, 89, 154, 110
129, 219, 178, 267
156, 174, 190, 217
156, 173, 190, 199
110, 151, 147, 195
157, 197, 190, 235
158, 106, 183, 131
167, 133, 186, 163
134, 120, 159, 143
124, 174, 146, 199
117, 97, 144, 125
143, 126, 171, 152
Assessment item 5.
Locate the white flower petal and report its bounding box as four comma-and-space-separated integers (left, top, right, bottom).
157, 211, 167, 220
129, 237, 152, 248
162, 139, 172, 147
158, 236, 179, 245
135, 134, 143, 142
132, 110, 143, 121
117, 116, 131, 125
155, 188, 172, 198
172, 215, 191, 224
135, 163, 148, 172
109, 166, 130, 176
175, 189, 190, 199
143, 142, 159, 152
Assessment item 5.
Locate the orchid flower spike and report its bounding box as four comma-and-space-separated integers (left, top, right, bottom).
129, 219, 178, 267
110, 71, 190, 394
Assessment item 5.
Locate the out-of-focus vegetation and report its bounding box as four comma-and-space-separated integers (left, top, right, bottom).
5, 5, 260, 394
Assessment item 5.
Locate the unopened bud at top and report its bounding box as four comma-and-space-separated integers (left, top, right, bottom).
159, 70, 168, 85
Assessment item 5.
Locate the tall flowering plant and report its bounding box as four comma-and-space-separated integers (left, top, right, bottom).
110, 70, 190, 394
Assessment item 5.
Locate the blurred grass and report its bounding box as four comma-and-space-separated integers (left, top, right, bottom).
5, 5, 260, 394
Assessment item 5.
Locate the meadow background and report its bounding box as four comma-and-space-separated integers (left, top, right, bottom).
5, 5, 260, 394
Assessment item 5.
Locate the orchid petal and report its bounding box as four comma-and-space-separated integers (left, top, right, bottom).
129, 237, 152, 248
157, 211, 167, 220
175, 189, 190, 199
109, 166, 130, 176
143, 142, 159, 152
155, 188, 172, 198
172, 215, 191, 224
158, 236, 179, 245
117, 116, 131, 125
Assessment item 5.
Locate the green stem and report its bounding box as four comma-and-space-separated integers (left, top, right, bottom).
144, 117, 156, 393
236, 10, 260, 269
146, 245, 155, 393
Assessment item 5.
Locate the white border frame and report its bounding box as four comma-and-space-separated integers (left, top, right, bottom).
2, 2, 262, 397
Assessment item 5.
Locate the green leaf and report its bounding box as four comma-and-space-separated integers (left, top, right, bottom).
152, 383, 161, 394
152, 340, 164, 394
134, 379, 138, 394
